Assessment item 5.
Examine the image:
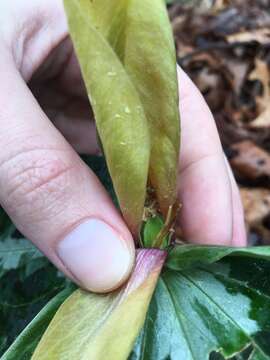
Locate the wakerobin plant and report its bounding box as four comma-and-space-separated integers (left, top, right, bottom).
2, 1, 270, 360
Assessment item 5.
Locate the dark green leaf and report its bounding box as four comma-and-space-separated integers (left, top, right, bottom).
0, 208, 12, 236
0, 237, 42, 274
0, 262, 69, 356
1, 287, 74, 360
81, 155, 117, 205
250, 348, 270, 360
166, 245, 270, 271
0, 208, 42, 280
130, 245, 270, 359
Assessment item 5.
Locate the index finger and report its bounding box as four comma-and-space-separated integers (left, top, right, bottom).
177, 67, 246, 246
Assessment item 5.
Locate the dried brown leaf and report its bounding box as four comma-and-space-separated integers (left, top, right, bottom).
240, 187, 270, 226
240, 187, 270, 244
250, 106, 270, 128
230, 140, 270, 179
249, 59, 270, 111
226, 28, 270, 44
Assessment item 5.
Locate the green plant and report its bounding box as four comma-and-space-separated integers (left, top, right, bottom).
1, 1, 270, 359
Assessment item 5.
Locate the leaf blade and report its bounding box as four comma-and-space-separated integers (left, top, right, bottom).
123, 0, 180, 215
131, 245, 270, 360
31, 249, 166, 360
0, 237, 43, 275
166, 245, 270, 271
64, 0, 151, 234
1, 287, 74, 360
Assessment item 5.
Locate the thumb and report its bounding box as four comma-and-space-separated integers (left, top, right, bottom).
0, 51, 135, 293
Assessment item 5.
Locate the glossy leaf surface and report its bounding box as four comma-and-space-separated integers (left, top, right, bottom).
167, 244, 270, 270
64, 0, 180, 233
130, 245, 270, 360
3, 242, 270, 360
31, 250, 166, 360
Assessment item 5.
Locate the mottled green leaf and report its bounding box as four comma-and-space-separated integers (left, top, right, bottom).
1, 287, 74, 360
0, 209, 43, 280
4, 244, 270, 359
0, 237, 42, 275
166, 244, 270, 271
31, 250, 166, 360
64, 0, 180, 234
0, 261, 70, 357
250, 349, 270, 360
130, 245, 270, 360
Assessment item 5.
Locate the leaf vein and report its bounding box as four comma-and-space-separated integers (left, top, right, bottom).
160, 277, 198, 360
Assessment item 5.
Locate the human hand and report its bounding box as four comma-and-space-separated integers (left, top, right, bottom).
0, 0, 246, 293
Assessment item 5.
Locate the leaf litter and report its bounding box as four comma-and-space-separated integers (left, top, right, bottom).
169, 0, 270, 244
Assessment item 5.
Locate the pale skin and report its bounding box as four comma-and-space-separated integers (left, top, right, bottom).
0, 1, 246, 293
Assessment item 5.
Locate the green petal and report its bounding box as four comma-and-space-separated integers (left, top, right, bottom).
31, 250, 166, 360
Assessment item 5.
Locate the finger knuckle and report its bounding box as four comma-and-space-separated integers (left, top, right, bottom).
1, 147, 75, 217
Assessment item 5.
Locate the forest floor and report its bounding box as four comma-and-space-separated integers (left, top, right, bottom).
170, 0, 270, 244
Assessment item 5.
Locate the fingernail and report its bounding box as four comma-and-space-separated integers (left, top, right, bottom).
57, 219, 134, 292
